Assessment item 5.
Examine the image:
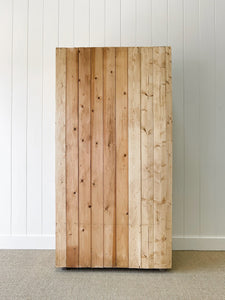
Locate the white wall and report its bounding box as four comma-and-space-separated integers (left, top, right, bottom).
0, 0, 225, 250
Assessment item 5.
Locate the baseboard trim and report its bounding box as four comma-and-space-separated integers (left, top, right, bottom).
173, 236, 225, 250
0, 235, 225, 250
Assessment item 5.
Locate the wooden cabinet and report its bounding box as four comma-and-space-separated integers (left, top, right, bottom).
56, 47, 172, 269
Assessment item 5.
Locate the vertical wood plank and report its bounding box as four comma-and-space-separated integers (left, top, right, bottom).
128, 47, 141, 268
91, 48, 104, 267
78, 48, 91, 267
153, 47, 168, 268
116, 47, 129, 268
66, 48, 79, 267
55, 48, 66, 267
140, 47, 154, 268
166, 46, 172, 268
103, 47, 116, 267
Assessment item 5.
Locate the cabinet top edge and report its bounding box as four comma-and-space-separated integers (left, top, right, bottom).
56, 46, 171, 50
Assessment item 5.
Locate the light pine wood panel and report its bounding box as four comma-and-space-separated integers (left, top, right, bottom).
140, 47, 154, 268
128, 47, 141, 268
115, 47, 129, 268
66, 48, 79, 267
78, 48, 91, 267
103, 47, 116, 267
56, 47, 172, 269
55, 48, 67, 267
91, 48, 104, 267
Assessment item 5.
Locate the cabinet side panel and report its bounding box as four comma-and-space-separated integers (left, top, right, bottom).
153, 47, 171, 268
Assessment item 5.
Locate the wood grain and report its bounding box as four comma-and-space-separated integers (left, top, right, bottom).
103, 47, 116, 267
55, 48, 67, 267
115, 47, 129, 268
128, 47, 141, 268
91, 48, 104, 267
140, 47, 154, 268
78, 48, 91, 267
66, 48, 79, 267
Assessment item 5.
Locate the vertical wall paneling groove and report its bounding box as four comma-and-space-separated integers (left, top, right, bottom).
199, 0, 216, 235
184, 0, 200, 236
27, 0, 43, 234
140, 47, 154, 268
42, 0, 58, 235
128, 47, 141, 268
91, 48, 104, 267
115, 47, 129, 267
78, 48, 91, 267
55, 48, 66, 267
12, 0, 28, 235
103, 48, 116, 267
215, 0, 225, 236
0, 0, 13, 235
168, 0, 184, 236
66, 48, 79, 267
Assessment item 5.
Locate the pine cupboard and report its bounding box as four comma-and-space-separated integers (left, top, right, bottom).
55, 47, 172, 269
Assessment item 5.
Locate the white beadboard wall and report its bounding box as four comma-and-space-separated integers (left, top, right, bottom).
0, 0, 225, 250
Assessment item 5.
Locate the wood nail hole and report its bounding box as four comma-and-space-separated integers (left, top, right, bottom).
124, 153, 127, 157
73, 128, 76, 131
123, 91, 126, 95
82, 139, 84, 142
81, 179, 84, 183
88, 205, 92, 208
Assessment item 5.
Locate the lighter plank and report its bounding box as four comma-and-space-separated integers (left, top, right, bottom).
140, 47, 154, 268
128, 47, 141, 268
